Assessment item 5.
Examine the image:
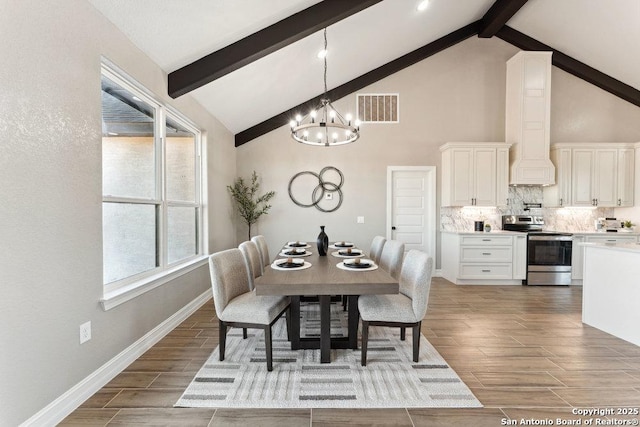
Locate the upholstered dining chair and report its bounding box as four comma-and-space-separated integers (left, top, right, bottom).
251, 235, 271, 268
378, 239, 405, 279
358, 249, 434, 366
209, 248, 290, 371
239, 240, 263, 291
369, 235, 386, 264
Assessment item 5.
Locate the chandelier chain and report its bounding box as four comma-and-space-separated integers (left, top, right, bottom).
323, 28, 328, 97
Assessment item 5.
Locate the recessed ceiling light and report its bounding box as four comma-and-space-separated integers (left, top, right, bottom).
417, 0, 429, 11
317, 49, 327, 59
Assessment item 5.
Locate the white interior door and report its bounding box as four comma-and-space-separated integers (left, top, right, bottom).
386, 166, 436, 258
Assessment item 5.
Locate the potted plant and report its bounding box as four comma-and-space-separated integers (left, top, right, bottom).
623, 220, 635, 230
227, 171, 275, 240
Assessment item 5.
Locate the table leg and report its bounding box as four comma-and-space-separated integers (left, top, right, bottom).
319, 295, 331, 363
290, 296, 301, 350
348, 295, 359, 349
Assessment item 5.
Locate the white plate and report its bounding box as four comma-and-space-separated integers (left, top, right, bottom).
331, 250, 364, 258
285, 241, 311, 249
337, 259, 378, 272
271, 258, 312, 271
329, 242, 355, 249
279, 249, 312, 257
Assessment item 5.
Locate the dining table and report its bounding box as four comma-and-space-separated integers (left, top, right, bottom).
254, 242, 399, 363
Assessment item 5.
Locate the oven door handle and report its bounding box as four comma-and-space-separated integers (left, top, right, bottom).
528, 235, 573, 241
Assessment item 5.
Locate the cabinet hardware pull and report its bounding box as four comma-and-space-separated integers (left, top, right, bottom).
559, 198, 563, 206
482, 239, 491, 241
618, 199, 621, 206
482, 253, 491, 255
482, 269, 490, 272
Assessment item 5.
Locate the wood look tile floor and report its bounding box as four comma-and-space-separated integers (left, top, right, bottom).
60, 278, 640, 426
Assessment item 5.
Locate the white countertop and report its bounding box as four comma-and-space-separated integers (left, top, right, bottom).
570, 231, 640, 236
440, 230, 525, 235
579, 241, 640, 254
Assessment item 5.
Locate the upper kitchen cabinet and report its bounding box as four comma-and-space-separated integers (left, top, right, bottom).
543, 143, 635, 207
506, 51, 555, 186
440, 142, 511, 207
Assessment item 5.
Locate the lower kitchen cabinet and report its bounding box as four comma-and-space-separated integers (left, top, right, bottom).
441, 232, 525, 285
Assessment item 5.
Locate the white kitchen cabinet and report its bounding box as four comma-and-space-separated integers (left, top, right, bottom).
513, 234, 527, 280
543, 148, 572, 207
506, 51, 555, 186
441, 232, 524, 285
440, 142, 511, 207
572, 148, 617, 207
571, 235, 585, 280
617, 148, 634, 207
543, 143, 635, 207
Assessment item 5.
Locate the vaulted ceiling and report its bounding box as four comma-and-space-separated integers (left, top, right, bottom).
89, 0, 640, 146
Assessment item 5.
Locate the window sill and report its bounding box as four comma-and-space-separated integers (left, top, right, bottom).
100, 255, 209, 311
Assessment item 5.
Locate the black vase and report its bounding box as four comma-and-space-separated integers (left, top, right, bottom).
317, 225, 328, 256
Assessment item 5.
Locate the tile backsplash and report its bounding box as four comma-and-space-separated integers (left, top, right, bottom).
440, 187, 615, 232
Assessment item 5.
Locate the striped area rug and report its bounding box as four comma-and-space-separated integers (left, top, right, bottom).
175, 302, 481, 408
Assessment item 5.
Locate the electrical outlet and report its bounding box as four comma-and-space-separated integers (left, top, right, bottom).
357, 216, 365, 224
79, 321, 91, 344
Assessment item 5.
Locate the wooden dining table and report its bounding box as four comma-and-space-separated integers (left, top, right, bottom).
254, 243, 399, 363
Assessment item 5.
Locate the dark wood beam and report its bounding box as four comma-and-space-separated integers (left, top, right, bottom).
235, 21, 481, 146
497, 26, 640, 108
478, 0, 528, 38
168, 0, 383, 98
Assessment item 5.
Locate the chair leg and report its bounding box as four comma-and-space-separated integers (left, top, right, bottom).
219, 320, 227, 361
342, 295, 348, 311
361, 320, 369, 366
264, 326, 273, 371
243, 328, 248, 339
285, 307, 292, 341
412, 322, 421, 362
400, 327, 406, 341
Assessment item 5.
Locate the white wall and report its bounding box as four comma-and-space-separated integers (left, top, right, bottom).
237, 36, 640, 267
0, 1, 236, 425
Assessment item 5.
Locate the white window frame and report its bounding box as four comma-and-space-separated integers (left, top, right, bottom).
100, 60, 206, 310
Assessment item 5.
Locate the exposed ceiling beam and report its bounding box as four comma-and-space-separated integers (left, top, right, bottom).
497, 26, 640, 108
167, 0, 383, 99
478, 0, 528, 38
235, 21, 481, 147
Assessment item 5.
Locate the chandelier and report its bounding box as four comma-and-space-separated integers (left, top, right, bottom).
290, 29, 360, 147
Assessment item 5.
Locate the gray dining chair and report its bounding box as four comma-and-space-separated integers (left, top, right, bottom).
358, 249, 434, 366
369, 235, 386, 264
209, 248, 290, 371
239, 240, 263, 290
251, 235, 271, 268
378, 239, 405, 279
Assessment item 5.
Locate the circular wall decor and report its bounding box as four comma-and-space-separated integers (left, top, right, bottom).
288, 166, 344, 212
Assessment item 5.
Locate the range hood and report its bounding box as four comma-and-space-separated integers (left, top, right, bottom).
506, 51, 555, 186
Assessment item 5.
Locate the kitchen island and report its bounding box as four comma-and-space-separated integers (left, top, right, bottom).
581, 242, 640, 346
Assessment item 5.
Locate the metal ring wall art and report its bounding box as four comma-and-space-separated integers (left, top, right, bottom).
288, 166, 344, 212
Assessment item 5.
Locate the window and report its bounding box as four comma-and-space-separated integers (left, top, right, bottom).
101, 63, 203, 293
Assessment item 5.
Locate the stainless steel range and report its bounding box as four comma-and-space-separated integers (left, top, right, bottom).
502, 215, 573, 286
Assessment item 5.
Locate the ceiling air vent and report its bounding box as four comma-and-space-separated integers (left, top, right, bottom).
357, 93, 399, 123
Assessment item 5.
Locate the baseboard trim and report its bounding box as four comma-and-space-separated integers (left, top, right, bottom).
21, 290, 211, 427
